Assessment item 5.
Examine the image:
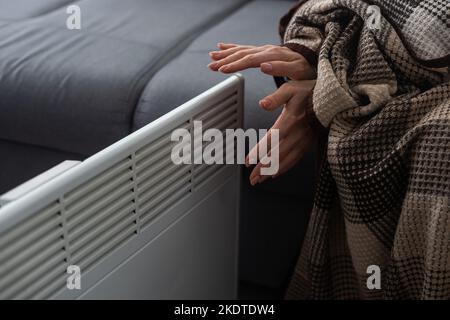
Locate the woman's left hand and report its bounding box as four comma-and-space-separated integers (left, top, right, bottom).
208, 43, 316, 80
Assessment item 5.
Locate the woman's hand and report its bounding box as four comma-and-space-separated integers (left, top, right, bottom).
207, 43, 317, 185
208, 43, 315, 80
246, 80, 316, 186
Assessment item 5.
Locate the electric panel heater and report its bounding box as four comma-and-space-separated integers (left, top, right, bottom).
0, 75, 244, 300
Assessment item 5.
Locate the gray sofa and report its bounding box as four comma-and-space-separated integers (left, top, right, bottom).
0, 0, 315, 298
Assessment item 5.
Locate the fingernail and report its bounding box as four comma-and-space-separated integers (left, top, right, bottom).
259, 99, 271, 108
261, 63, 273, 73
250, 177, 259, 186
219, 65, 228, 72
208, 62, 218, 70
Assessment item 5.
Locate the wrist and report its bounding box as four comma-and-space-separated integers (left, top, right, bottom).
282, 43, 318, 69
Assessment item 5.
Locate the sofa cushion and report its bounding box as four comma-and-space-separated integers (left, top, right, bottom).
0, 0, 248, 155
32, 0, 248, 47
0, 0, 72, 20
0, 23, 160, 155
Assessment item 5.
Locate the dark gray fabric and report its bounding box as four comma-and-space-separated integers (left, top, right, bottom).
0, 0, 248, 155
0, 0, 72, 20
0, 23, 160, 155
32, 0, 249, 47
0, 139, 84, 194
239, 169, 312, 289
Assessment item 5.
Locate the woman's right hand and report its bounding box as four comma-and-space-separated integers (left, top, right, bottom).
246, 80, 316, 185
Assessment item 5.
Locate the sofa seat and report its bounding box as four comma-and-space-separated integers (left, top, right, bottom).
0, 0, 248, 155
0, 0, 73, 20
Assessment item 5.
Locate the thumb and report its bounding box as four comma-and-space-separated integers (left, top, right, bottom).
261, 61, 316, 80
259, 83, 297, 111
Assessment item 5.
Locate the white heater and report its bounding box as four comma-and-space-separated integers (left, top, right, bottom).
0, 75, 244, 300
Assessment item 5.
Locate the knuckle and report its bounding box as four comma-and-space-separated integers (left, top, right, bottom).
267, 45, 280, 52
244, 54, 255, 63
281, 82, 294, 90
236, 50, 248, 58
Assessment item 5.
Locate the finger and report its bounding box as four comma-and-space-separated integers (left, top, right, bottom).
245, 127, 278, 167
208, 47, 265, 71
274, 128, 313, 179
246, 137, 268, 168
260, 60, 316, 80
249, 162, 261, 185
209, 45, 254, 61
249, 162, 266, 186
283, 80, 315, 116
218, 43, 238, 50
218, 49, 295, 73
249, 141, 283, 185
250, 149, 299, 185
259, 83, 297, 111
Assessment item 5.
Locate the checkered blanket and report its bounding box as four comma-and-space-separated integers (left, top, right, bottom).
282, 0, 450, 299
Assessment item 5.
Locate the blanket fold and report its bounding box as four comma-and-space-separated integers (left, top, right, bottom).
283, 0, 450, 299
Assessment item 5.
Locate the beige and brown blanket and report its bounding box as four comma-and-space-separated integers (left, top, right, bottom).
281, 0, 450, 299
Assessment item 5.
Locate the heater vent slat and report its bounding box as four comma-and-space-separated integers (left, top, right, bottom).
203, 105, 238, 131
0, 202, 60, 250
139, 173, 191, 222
191, 93, 239, 188
66, 158, 132, 204
66, 170, 133, 219
73, 220, 136, 272
2, 252, 66, 300
69, 198, 135, 248
0, 213, 61, 262
136, 123, 190, 162
196, 93, 237, 124
71, 214, 136, 268
140, 184, 192, 228
194, 164, 223, 187
138, 165, 191, 203
0, 239, 65, 298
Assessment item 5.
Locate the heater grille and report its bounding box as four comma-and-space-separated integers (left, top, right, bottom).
65, 158, 137, 272
193, 92, 239, 187
0, 77, 242, 299
136, 124, 192, 229
0, 202, 65, 299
